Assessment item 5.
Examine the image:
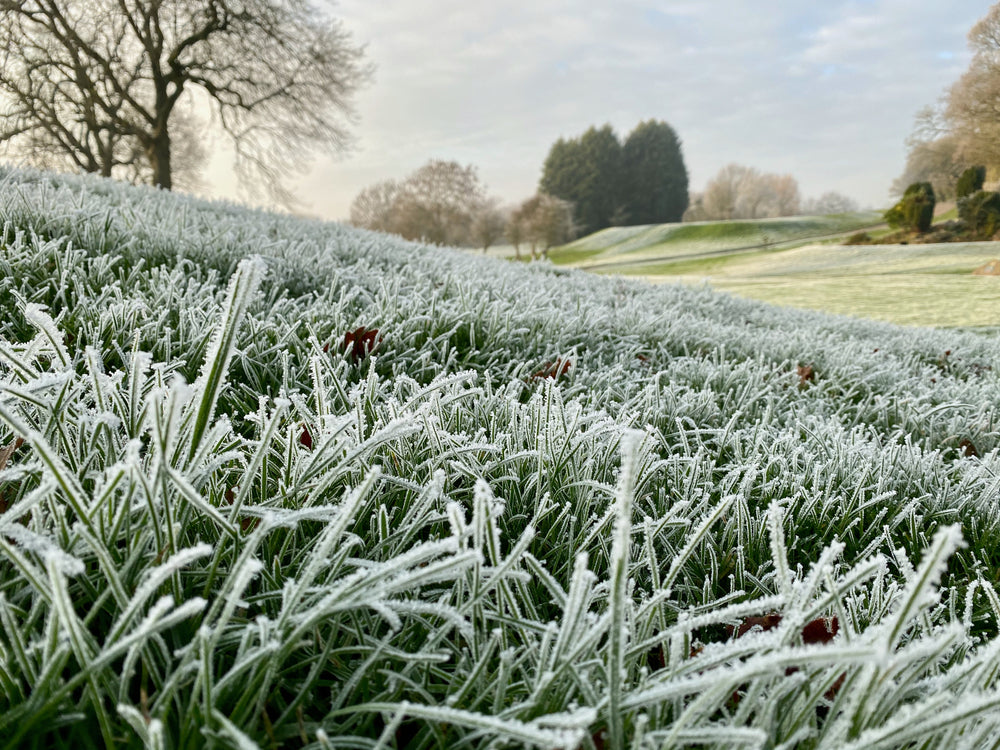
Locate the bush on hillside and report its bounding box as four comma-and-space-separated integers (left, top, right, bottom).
884, 181, 935, 233
958, 189, 1000, 238
956, 166, 987, 199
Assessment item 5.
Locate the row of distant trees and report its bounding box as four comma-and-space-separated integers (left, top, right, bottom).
894, 3, 1000, 201
685, 164, 857, 222
349, 154, 860, 257
349, 160, 574, 258
0, 0, 862, 243
350, 119, 690, 255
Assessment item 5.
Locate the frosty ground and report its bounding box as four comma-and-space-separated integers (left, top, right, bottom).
3, 167, 1000, 749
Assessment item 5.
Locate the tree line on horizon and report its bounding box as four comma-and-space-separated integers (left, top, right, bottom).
348, 119, 691, 257
348, 124, 860, 256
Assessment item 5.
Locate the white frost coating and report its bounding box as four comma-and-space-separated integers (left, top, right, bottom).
1, 523, 84, 576
3, 166, 1000, 747
22, 303, 70, 368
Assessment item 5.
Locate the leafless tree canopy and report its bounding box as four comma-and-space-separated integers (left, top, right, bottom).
470, 198, 506, 253
803, 191, 859, 215
946, 5, 1000, 171
891, 134, 965, 201
509, 193, 575, 259
349, 179, 402, 235
394, 161, 485, 245
684, 164, 801, 221
349, 160, 506, 248
0, 0, 371, 203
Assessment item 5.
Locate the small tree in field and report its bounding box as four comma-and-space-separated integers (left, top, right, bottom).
885, 182, 935, 233
471, 199, 507, 253
506, 207, 526, 260
517, 193, 575, 259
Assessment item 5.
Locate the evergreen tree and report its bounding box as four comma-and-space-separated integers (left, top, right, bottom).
956, 166, 987, 199
885, 182, 935, 233
621, 120, 689, 224
540, 125, 624, 234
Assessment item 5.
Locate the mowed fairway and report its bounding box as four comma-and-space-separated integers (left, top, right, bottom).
551, 218, 1000, 328
645, 243, 1000, 329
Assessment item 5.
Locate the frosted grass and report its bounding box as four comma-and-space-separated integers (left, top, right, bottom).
1, 166, 1000, 747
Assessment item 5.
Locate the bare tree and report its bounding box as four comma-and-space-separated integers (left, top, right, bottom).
0, 0, 371, 203
764, 174, 801, 216
349, 179, 402, 235
803, 191, 859, 215
470, 198, 507, 253
517, 193, 574, 259
505, 206, 525, 260
946, 5, 1000, 171
696, 164, 801, 220
892, 105, 967, 201
350, 160, 492, 246
701, 164, 754, 220
392, 161, 486, 245
891, 135, 965, 201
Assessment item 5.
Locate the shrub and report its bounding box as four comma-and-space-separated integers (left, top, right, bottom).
958, 189, 1000, 238
956, 166, 986, 199
884, 182, 935, 233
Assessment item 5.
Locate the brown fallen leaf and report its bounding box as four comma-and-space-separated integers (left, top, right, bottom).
801, 616, 839, 644
531, 359, 571, 380
337, 326, 382, 364
725, 614, 842, 709
0, 437, 25, 472
959, 439, 979, 458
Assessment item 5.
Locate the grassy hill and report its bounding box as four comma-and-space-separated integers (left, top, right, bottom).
549, 212, 883, 268
4, 167, 1000, 748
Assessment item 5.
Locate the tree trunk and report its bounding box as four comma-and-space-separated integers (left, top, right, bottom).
148, 131, 172, 190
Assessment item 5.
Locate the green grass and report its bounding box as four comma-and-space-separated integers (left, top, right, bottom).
621, 242, 1000, 328
549, 212, 883, 269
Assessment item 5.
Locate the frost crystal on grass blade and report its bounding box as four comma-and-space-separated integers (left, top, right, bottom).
4, 166, 1000, 748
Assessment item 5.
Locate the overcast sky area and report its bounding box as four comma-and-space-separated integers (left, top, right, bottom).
204, 0, 993, 221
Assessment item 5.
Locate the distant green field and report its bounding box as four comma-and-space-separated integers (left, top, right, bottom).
631, 241, 1000, 328
550, 212, 883, 267
552, 214, 1000, 328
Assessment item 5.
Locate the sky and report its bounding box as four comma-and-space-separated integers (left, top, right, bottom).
203, 0, 994, 221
